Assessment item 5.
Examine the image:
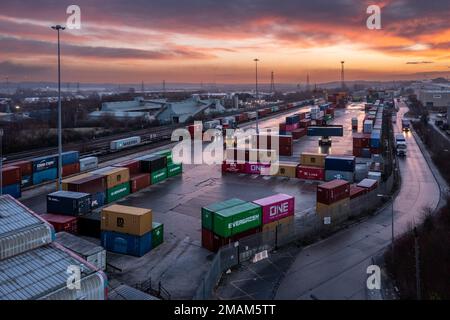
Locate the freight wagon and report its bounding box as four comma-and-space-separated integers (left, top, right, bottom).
110, 136, 141, 151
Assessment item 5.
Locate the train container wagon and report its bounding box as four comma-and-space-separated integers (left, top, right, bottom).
79, 157, 98, 171
110, 136, 141, 151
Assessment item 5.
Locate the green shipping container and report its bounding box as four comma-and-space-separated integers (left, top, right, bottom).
106, 182, 130, 203
151, 168, 168, 184
154, 149, 173, 165
201, 198, 247, 231
152, 222, 164, 248
167, 163, 182, 177
213, 202, 262, 238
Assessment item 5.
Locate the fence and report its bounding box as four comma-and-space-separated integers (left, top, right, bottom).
193, 174, 395, 300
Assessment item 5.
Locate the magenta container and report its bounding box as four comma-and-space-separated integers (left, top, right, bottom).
253, 193, 295, 224
244, 162, 271, 175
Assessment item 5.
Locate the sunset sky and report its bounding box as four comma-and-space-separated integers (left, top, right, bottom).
1, 0, 449, 84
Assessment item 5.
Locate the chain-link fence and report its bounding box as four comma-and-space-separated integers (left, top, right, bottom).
193, 173, 395, 300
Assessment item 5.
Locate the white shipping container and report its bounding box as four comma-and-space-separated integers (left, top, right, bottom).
363, 120, 373, 134
368, 171, 382, 183
79, 156, 98, 171
110, 136, 141, 150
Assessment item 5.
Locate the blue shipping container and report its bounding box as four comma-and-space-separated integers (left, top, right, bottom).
32, 155, 58, 172
2, 183, 21, 198
90, 191, 106, 209
286, 115, 300, 125
32, 167, 57, 185
60, 151, 80, 166
101, 230, 152, 257
370, 131, 381, 148
21, 175, 33, 188
325, 156, 356, 172
325, 170, 354, 183
307, 126, 343, 137
47, 191, 92, 216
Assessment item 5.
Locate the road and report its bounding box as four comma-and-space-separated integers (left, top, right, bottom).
275, 100, 441, 300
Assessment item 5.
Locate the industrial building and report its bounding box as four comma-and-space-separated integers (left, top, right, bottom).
417, 89, 450, 108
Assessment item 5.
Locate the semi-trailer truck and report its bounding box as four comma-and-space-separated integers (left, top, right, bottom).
395, 133, 407, 156
402, 119, 410, 132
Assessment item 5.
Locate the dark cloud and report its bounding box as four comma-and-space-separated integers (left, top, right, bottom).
0, 60, 52, 77
406, 61, 434, 64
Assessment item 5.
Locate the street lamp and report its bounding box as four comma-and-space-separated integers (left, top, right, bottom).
378, 193, 395, 262
51, 24, 65, 191
254, 58, 259, 134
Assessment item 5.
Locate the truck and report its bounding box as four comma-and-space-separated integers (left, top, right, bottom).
395, 134, 407, 157
401, 119, 410, 132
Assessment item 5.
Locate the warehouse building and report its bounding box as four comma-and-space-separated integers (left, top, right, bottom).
88, 97, 165, 121
416, 89, 450, 108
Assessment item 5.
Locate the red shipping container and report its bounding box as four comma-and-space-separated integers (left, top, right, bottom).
253, 194, 295, 225
353, 133, 370, 148
62, 162, 80, 177
202, 228, 216, 251
113, 159, 141, 174
296, 165, 325, 181
67, 174, 106, 194
204, 226, 262, 252
187, 124, 202, 139
222, 162, 246, 173
298, 112, 306, 120
299, 119, 311, 128
370, 147, 381, 154
130, 173, 150, 193
1, 166, 20, 186
316, 179, 350, 205
352, 147, 363, 157
285, 123, 299, 131
5, 160, 32, 176
279, 145, 293, 156
279, 122, 287, 131
279, 135, 293, 146
350, 185, 367, 199
291, 128, 307, 139
41, 213, 78, 234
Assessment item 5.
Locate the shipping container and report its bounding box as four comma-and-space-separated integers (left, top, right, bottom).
151, 168, 168, 184
140, 155, 167, 173
275, 162, 298, 178
153, 149, 173, 165
106, 182, 130, 203
101, 204, 152, 236
291, 128, 307, 139
300, 152, 327, 168
213, 202, 262, 238
201, 198, 246, 231
363, 120, 373, 134
56, 231, 106, 270
113, 159, 141, 175
101, 230, 151, 257
32, 155, 58, 172
307, 126, 343, 137
352, 132, 371, 148
202, 226, 262, 252
253, 194, 294, 225
0, 195, 54, 260
325, 170, 355, 183
368, 171, 382, 183
316, 179, 350, 205
151, 222, 164, 249
62, 162, 80, 177
47, 191, 92, 216
32, 167, 57, 185
316, 197, 350, 222
130, 173, 151, 193
167, 163, 182, 177
357, 178, 378, 191
21, 175, 33, 188
79, 156, 98, 171
370, 130, 381, 148
299, 119, 311, 128
261, 215, 294, 238
91, 166, 130, 189
201, 227, 216, 251
244, 162, 271, 175
61, 151, 80, 166
279, 144, 293, 156
5, 160, 32, 176
296, 165, 325, 180
1, 183, 21, 198
0, 243, 107, 300
40, 213, 78, 234
286, 114, 300, 125
65, 174, 106, 194
325, 155, 355, 172
110, 136, 141, 150
221, 162, 246, 174
91, 191, 106, 209
285, 123, 299, 131
350, 185, 367, 199
78, 211, 101, 238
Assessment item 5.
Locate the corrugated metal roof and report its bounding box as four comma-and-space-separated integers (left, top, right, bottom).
0, 244, 97, 300
0, 195, 45, 237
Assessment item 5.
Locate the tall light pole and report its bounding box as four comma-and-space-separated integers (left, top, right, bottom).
254, 58, 260, 134
51, 25, 65, 191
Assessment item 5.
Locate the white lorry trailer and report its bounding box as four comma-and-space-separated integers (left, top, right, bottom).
395, 133, 407, 156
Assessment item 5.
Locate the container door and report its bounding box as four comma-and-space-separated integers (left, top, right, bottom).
113, 236, 128, 254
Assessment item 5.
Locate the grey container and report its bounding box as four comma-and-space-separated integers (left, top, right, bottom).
47, 191, 92, 216
325, 170, 355, 183
55, 232, 106, 270
0, 243, 107, 300
0, 195, 54, 260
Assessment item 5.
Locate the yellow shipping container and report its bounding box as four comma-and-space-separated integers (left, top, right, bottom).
275, 161, 298, 178
300, 152, 327, 168
60, 172, 93, 190
316, 198, 350, 224
101, 204, 152, 236
262, 215, 294, 242
94, 167, 130, 189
